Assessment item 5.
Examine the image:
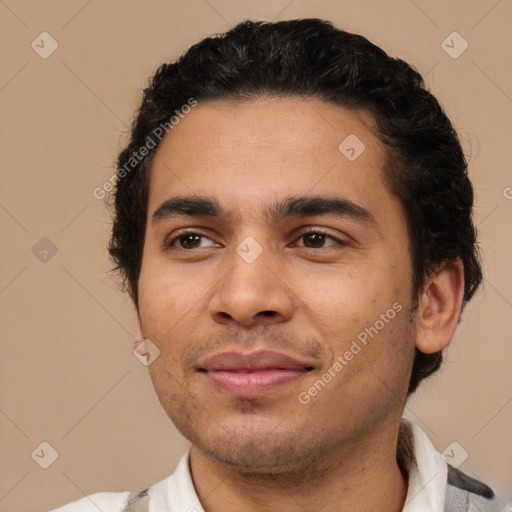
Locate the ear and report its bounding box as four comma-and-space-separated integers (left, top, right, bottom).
133, 306, 145, 349
415, 259, 465, 354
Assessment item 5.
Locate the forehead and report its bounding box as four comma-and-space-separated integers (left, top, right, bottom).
147, 97, 392, 219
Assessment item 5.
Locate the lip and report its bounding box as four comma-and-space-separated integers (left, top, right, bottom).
199, 350, 313, 399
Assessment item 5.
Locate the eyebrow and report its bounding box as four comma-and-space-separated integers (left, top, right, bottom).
151, 195, 378, 228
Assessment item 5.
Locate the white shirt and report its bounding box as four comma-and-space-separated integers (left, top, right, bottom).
52, 420, 449, 512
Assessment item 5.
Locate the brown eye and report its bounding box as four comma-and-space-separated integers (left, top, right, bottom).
166, 232, 217, 250
297, 231, 340, 249
176, 234, 203, 249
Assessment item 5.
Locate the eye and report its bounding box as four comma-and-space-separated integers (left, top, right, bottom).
166, 232, 218, 250
294, 231, 343, 249
165, 230, 345, 251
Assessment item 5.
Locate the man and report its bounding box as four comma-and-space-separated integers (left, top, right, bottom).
54, 18, 503, 512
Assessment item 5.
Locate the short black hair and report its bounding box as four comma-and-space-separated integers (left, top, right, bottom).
108, 18, 482, 394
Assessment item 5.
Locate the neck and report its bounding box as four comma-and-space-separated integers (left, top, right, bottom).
189, 421, 412, 512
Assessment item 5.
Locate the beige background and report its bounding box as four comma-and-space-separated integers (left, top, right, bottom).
1, 1, 511, 510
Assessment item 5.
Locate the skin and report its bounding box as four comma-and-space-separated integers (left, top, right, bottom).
135, 97, 465, 512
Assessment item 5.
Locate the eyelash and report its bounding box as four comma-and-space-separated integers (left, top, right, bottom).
164, 229, 346, 251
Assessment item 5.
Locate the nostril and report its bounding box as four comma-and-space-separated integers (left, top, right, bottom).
259, 311, 277, 317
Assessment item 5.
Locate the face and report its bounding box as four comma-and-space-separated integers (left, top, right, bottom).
137, 97, 417, 474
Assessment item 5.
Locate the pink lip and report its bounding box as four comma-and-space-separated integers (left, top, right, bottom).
199, 350, 313, 399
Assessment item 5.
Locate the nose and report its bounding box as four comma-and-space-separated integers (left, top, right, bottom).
208, 245, 295, 329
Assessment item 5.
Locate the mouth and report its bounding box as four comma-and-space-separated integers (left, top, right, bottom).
198, 350, 314, 399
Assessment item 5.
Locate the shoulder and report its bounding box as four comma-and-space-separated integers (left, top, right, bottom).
48, 454, 192, 512
49, 490, 131, 512
445, 465, 506, 512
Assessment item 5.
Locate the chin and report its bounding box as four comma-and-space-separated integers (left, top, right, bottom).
182, 414, 324, 475
200, 438, 312, 474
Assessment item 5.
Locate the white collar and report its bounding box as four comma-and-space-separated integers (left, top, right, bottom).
402, 419, 448, 511
150, 420, 448, 511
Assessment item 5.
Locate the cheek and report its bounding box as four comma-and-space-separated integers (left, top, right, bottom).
137, 269, 192, 365
322, 306, 414, 413
297, 263, 404, 330
138, 258, 202, 326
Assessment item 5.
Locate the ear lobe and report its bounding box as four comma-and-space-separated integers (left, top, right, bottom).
135, 317, 145, 338
415, 259, 465, 355
129, 290, 144, 343
128, 286, 138, 310
134, 310, 145, 349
